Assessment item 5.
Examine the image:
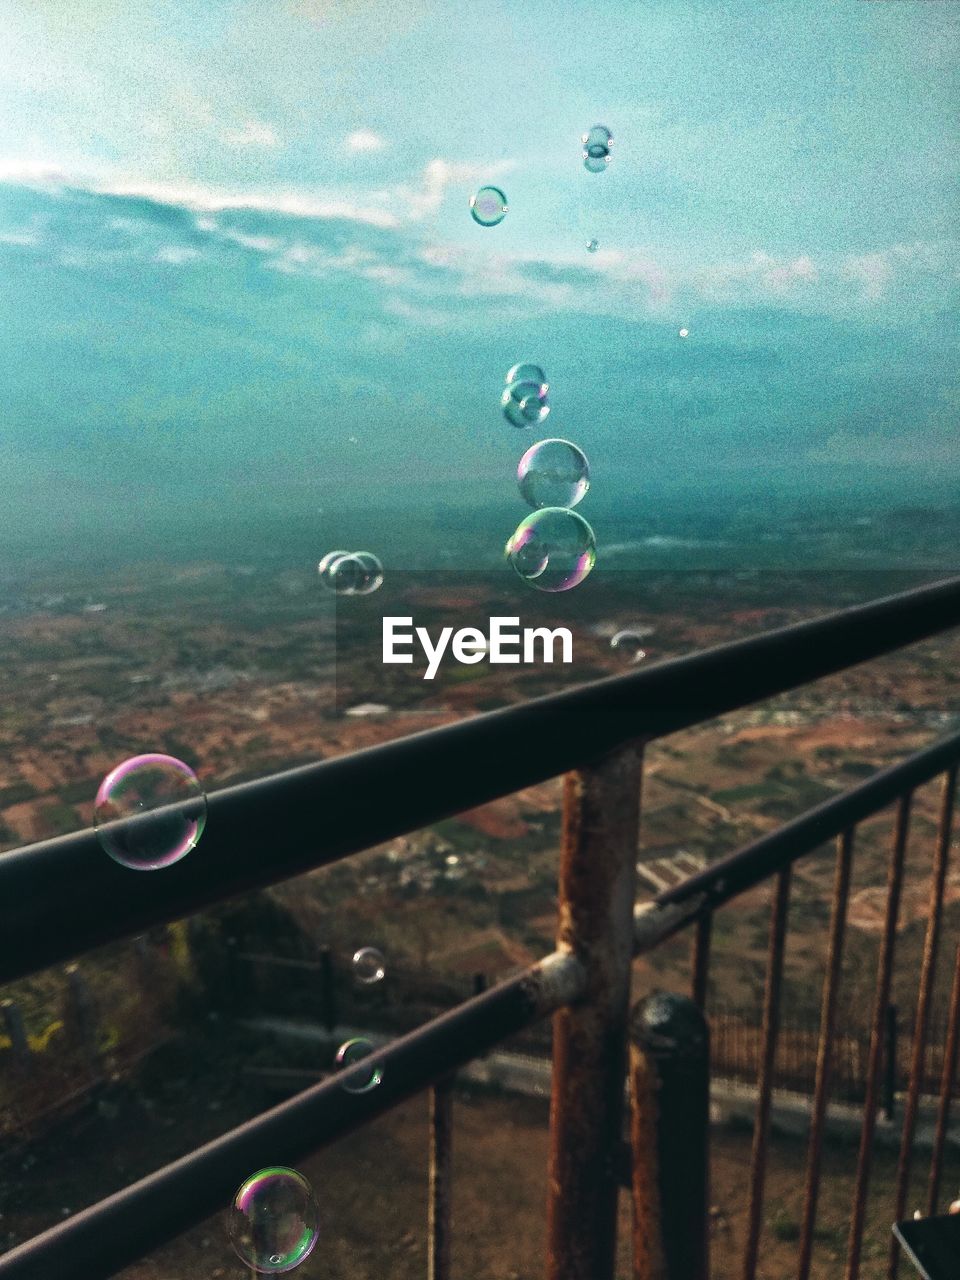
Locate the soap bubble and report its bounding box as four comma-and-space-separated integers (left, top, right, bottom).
335, 1038, 384, 1093
352, 946, 386, 984
586, 239, 599, 253
227, 1167, 320, 1274
518, 438, 590, 509
506, 508, 597, 592
317, 550, 350, 587
350, 551, 384, 595
583, 154, 611, 174
94, 754, 206, 870
470, 186, 508, 227
582, 124, 613, 158
502, 380, 549, 428
610, 631, 647, 663
678, 328, 689, 339
505, 362, 547, 387
319, 550, 383, 595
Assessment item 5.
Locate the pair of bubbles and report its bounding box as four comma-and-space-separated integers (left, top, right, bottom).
501, 362, 596, 593
317, 549, 384, 597
225, 1044, 385, 1272
467, 121, 614, 232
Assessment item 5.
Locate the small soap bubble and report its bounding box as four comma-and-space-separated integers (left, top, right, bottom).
319, 551, 384, 596
506, 508, 597, 592
519, 393, 551, 425
678, 328, 689, 339
582, 124, 613, 158
94, 754, 206, 870
335, 1038, 384, 1093
350, 551, 384, 595
227, 1167, 320, 1274
586, 239, 599, 253
502, 380, 549, 428
505, 362, 547, 387
518, 439, 589, 510
317, 550, 351, 588
583, 154, 611, 174
610, 631, 647, 663
352, 946, 386, 984
470, 186, 508, 227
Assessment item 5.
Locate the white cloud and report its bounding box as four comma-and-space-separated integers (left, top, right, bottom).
222, 118, 280, 149
346, 129, 386, 154
155, 245, 201, 264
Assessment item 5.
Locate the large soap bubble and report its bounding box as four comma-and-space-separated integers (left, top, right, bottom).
94, 754, 206, 870
227, 1167, 320, 1274
506, 508, 597, 592
518, 438, 590, 510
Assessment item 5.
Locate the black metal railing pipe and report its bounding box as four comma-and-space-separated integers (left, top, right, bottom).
0, 951, 583, 1280
1, 575, 959, 986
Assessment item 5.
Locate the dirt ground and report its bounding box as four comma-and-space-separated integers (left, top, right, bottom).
7, 1080, 952, 1280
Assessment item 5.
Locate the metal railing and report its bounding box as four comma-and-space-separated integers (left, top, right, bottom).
0, 574, 959, 1280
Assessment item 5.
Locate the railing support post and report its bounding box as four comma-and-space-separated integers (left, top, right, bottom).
428, 1076, 454, 1280
630, 992, 710, 1280
546, 744, 643, 1280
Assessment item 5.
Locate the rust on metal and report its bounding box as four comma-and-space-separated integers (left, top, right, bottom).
928, 940, 960, 1214
741, 866, 792, 1280
546, 745, 644, 1280
797, 828, 855, 1280
691, 911, 713, 1009
845, 792, 912, 1280
630, 992, 710, 1280
889, 765, 957, 1278
428, 1077, 454, 1280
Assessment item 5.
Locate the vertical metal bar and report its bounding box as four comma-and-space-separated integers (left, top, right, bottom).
882, 1005, 898, 1122
889, 763, 957, 1278
844, 792, 912, 1280
928, 941, 960, 1214
546, 745, 643, 1280
428, 1077, 453, 1280
797, 827, 855, 1280
741, 865, 792, 1280
691, 911, 713, 1010
630, 992, 710, 1280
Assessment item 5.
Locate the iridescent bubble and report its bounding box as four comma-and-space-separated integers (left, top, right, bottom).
506, 508, 597, 592
227, 1167, 320, 1275
610, 631, 647, 663
335, 1038, 384, 1094
350, 551, 384, 596
518, 439, 590, 510
502, 380, 549, 428
583, 154, 611, 174
352, 946, 386, 985
586, 239, 599, 253
582, 124, 613, 158
94, 754, 206, 870
317, 550, 351, 588
505, 362, 547, 387
320, 551, 384, 596
470, 186, 508, 227
678, 328, 689, 339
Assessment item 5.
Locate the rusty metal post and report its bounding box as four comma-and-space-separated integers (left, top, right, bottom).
845, 792, 912, 1280
883, 1005, 898, 1122
797, 827, 854, 1280
546, 745, 644, 1280
630, 992, 709, 1280
429, 1076, 453, 1280
928, 941, 960, 1214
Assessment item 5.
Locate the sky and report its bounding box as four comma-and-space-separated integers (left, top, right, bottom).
0, 0, 958, 556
